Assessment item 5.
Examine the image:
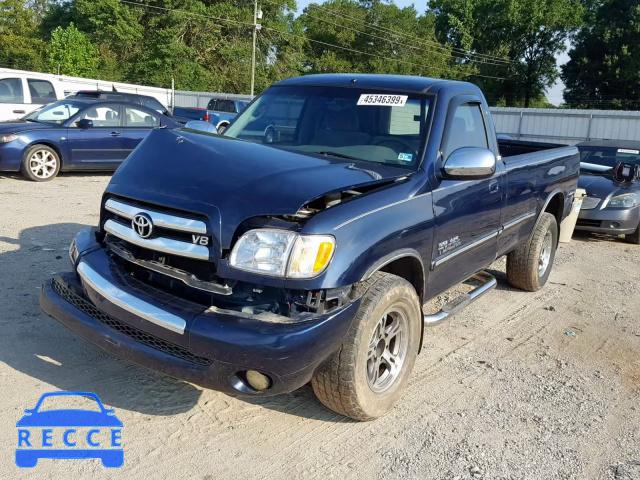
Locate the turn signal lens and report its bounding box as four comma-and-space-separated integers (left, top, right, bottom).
0, 134, 19, 143
287, 235, 336, 278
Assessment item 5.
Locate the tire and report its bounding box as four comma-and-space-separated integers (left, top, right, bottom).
624, 224, 640, 244
264, 127, 275, 144
217, 123, 229, 134
21, 144, 61, 182
311, 272, 422, 421
507, 212, 558, 292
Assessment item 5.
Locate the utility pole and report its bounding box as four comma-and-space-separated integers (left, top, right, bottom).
250, 1, 262, 97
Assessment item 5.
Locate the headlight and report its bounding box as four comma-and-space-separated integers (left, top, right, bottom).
288, 234, 335, 278
0, 134, 19, 143
607, 193, 638, 208
230, 229, 336, 278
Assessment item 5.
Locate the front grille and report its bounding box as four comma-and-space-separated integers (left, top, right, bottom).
52, 279, 213, 366
581, 197, 601, 210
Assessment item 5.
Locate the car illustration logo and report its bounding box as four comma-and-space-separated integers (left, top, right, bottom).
132, 213, 153, 238
16, 391, 123, 468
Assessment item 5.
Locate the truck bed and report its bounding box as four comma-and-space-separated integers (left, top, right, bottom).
498, 139, 568, 159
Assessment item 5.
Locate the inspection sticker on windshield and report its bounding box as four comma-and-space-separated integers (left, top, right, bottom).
357, 94, 408, 107
618, 148, 639, 154
398, 153, 413, 162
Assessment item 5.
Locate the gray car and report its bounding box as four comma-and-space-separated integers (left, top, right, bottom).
576, 140, 640, 244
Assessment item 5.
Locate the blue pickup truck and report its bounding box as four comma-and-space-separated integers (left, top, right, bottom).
40, 74, 579, 420
172, 98, 248, 133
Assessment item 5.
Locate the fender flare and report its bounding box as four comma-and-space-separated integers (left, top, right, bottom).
533, 188, 566, 231
361, 248, 425, 283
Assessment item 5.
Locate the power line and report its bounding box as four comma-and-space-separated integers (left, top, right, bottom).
310, 3, 517, 66
117, 0, 510, 81
301, 10, 512, 69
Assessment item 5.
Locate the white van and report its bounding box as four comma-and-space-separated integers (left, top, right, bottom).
0, 70, 66, 121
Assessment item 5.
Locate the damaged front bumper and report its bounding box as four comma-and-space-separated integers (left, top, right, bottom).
40, 229, 360, 396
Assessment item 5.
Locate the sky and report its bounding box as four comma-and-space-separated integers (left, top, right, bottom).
294, 0, 569, 105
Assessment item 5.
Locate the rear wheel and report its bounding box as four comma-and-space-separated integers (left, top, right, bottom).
21, 144, 60, 182
625, 224, 640, 244
507, 212, 558, 292
311, 272, 421, 421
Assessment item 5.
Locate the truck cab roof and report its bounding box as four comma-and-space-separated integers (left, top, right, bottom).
274, 73, 471, 94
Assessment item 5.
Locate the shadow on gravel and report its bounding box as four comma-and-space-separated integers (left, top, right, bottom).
0, 223, 202, 416
571, 230, 627, 244
239, 385, 354, 423
0, 171, 114, 182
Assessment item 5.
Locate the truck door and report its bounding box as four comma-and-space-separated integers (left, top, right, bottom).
428, 98, 505, 297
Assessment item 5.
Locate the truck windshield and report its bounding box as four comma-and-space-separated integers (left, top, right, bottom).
224, 86, 431, 169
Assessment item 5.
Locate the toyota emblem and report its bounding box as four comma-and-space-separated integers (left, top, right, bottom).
132, 213, 154, 239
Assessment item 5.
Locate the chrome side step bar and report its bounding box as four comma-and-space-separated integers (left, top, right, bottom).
423, 271, 497, 326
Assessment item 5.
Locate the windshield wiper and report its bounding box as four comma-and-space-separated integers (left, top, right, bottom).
312, 151, 360, 161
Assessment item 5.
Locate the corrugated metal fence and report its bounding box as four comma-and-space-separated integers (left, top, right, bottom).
490, 107, 640, 145
174, 90, 253, 108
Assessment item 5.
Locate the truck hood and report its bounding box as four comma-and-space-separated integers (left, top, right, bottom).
106, 128, 407, 248
0, 120, 53, 134
578, 173, 639, 200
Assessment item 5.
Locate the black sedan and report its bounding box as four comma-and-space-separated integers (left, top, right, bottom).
576, 140, 640, 243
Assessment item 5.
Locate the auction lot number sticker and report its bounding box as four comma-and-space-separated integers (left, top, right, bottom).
357, 94, 408, 106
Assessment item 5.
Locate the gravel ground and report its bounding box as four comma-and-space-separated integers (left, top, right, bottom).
0, 172, 639, 480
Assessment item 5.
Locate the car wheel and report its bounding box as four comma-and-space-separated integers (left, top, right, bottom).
507, 212, 558, 292
625, 224, 640, 244
311, 272, 421, 421
264, 127, 275, 144
217, 123, 229, 134
21, 145, 61, 182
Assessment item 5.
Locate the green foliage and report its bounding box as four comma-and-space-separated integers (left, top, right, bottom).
562, 0, 640, 110
0, 0, 48, 70
430, 0, 583, 107
48, 22, 100, 76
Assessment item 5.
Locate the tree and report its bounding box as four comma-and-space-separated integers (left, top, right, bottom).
48, 22, 100, 76
0, 0, 49, 70
300, 0, 470, 80
562, 0, 640, 110
430, 0, 583, 107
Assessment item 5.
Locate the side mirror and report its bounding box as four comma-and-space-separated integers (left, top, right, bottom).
77, 118, 93, 129
443, 147, 496, 179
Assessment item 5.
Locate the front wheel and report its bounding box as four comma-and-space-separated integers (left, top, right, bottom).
625, 224, 640, 244
311, 272, 421, 421
507, 212, 558, 291
21, 144, 60, 182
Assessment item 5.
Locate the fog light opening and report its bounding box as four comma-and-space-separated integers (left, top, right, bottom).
611, 222, 620, 228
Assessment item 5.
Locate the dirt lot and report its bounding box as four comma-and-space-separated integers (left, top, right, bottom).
0, 173, 639, 480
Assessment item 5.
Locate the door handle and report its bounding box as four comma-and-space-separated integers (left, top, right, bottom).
13, 110, 26, 114
489, 180, 499, 193
109, 132, 122, 137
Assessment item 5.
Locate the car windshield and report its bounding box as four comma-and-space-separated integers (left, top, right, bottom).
579, 146, 640, 175
36, 394, 102, 412
224, 86, 432, 170
23, 100, 83, 124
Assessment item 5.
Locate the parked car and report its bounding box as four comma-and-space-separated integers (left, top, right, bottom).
575, 140, 640, 243
0, 99, 181, 181
40, 74, 579, 421
173, 98, 248, 132
0, 71, 65, 121
67, 90, 189, 123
